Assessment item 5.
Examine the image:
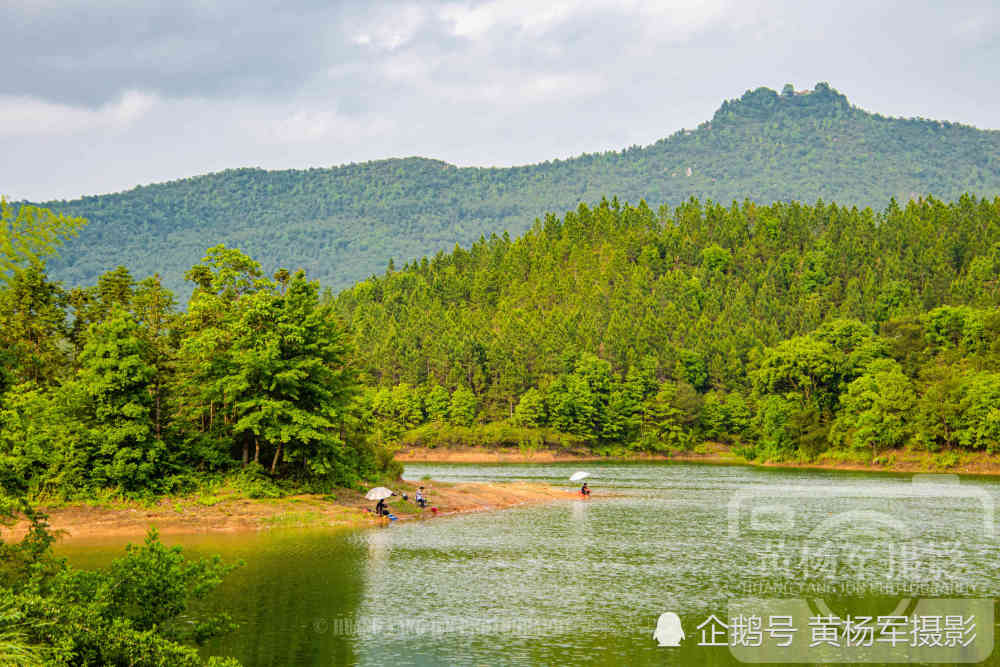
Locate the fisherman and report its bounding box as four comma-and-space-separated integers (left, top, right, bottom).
415, 486, 427, 508
375, 497, 387, 516
580, 482, 590, 497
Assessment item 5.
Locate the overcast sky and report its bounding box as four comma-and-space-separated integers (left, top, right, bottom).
3, 0, 998, 201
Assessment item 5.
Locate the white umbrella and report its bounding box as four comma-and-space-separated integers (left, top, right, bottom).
365, 486, 393, 500
569, 471, 590, 482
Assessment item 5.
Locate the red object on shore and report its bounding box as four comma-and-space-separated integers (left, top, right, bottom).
431, 507, 438, 515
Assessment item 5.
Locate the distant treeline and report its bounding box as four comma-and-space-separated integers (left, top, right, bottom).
334, 195, 1000, 460
39, 82, 1000, 298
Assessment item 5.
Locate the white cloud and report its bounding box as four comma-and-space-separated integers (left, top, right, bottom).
351, 4, 428, 51
380, 52, 439, 83
950, 15, 995, 43
439, 0, 580, 38
0, 90, 157, 138
267, 109, 395, 144
438, 0, 731, 39
448, 72, 607, 105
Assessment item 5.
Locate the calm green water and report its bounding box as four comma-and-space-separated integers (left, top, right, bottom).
59, 463, 1000, 665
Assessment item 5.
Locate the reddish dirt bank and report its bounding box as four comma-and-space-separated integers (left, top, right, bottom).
395, 447, 613, 463
4, 481, 577, 542
397, 444, 1000, 477
395, 442, 739, 464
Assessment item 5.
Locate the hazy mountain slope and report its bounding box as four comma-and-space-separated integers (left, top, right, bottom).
38, 83, 1000, 296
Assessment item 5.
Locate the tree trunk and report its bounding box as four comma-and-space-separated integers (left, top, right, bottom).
242, 439, 249, 467
154, 380, 162, 438
254, 438, 260, 463
270, 443, 283, 474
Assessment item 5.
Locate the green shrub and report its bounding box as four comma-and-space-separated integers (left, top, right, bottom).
1, 501, 242, 665
375, 446, 403, 481
230, 463, 282, 499
935, 451, 960, 468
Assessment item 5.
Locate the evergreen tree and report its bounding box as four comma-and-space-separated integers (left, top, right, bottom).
77, 309, 164, 492
449, 387, 478, 427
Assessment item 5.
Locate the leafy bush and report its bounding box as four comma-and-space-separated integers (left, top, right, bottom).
230, 463, 283, 499
0, 501, 242, 665
375, 446, 403, 481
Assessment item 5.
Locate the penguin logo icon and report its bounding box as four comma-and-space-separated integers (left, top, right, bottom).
653, 612, 685, 647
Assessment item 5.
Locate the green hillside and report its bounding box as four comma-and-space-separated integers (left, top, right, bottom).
335, 195, 1000, 459
38, 82, 1000, 296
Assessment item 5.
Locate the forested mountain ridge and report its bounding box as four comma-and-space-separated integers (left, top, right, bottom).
37, 82, 1000, 297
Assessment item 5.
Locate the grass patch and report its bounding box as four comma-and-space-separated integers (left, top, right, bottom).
815, 448, 871, 465
934, 451, 961, 469
195, 492, 231, 507
390, 499, 419, 514
259, 511, 323, 527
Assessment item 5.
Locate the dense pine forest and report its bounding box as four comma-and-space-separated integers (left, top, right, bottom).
36, 83, 1000, 298
335, 195, 1000, 462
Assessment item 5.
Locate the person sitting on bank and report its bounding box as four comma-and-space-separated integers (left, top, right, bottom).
415, 486, 427, 508
580, 482, 590, 497
375, 497, 388, 516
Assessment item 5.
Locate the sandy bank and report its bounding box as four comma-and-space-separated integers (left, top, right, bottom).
4, 480, 577, 542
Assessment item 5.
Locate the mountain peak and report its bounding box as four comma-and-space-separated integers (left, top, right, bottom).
712, 82, 853, 123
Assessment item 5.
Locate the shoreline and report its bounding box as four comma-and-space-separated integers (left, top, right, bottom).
395, 444, 1000, 477
4, 480, 578, 542
11, 444, 998, 543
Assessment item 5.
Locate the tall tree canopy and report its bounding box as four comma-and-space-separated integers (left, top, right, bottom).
334, 195, 1000, 459
0, 198, 83, 284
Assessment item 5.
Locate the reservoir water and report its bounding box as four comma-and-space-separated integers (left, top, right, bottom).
60, 462, 1000, 665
